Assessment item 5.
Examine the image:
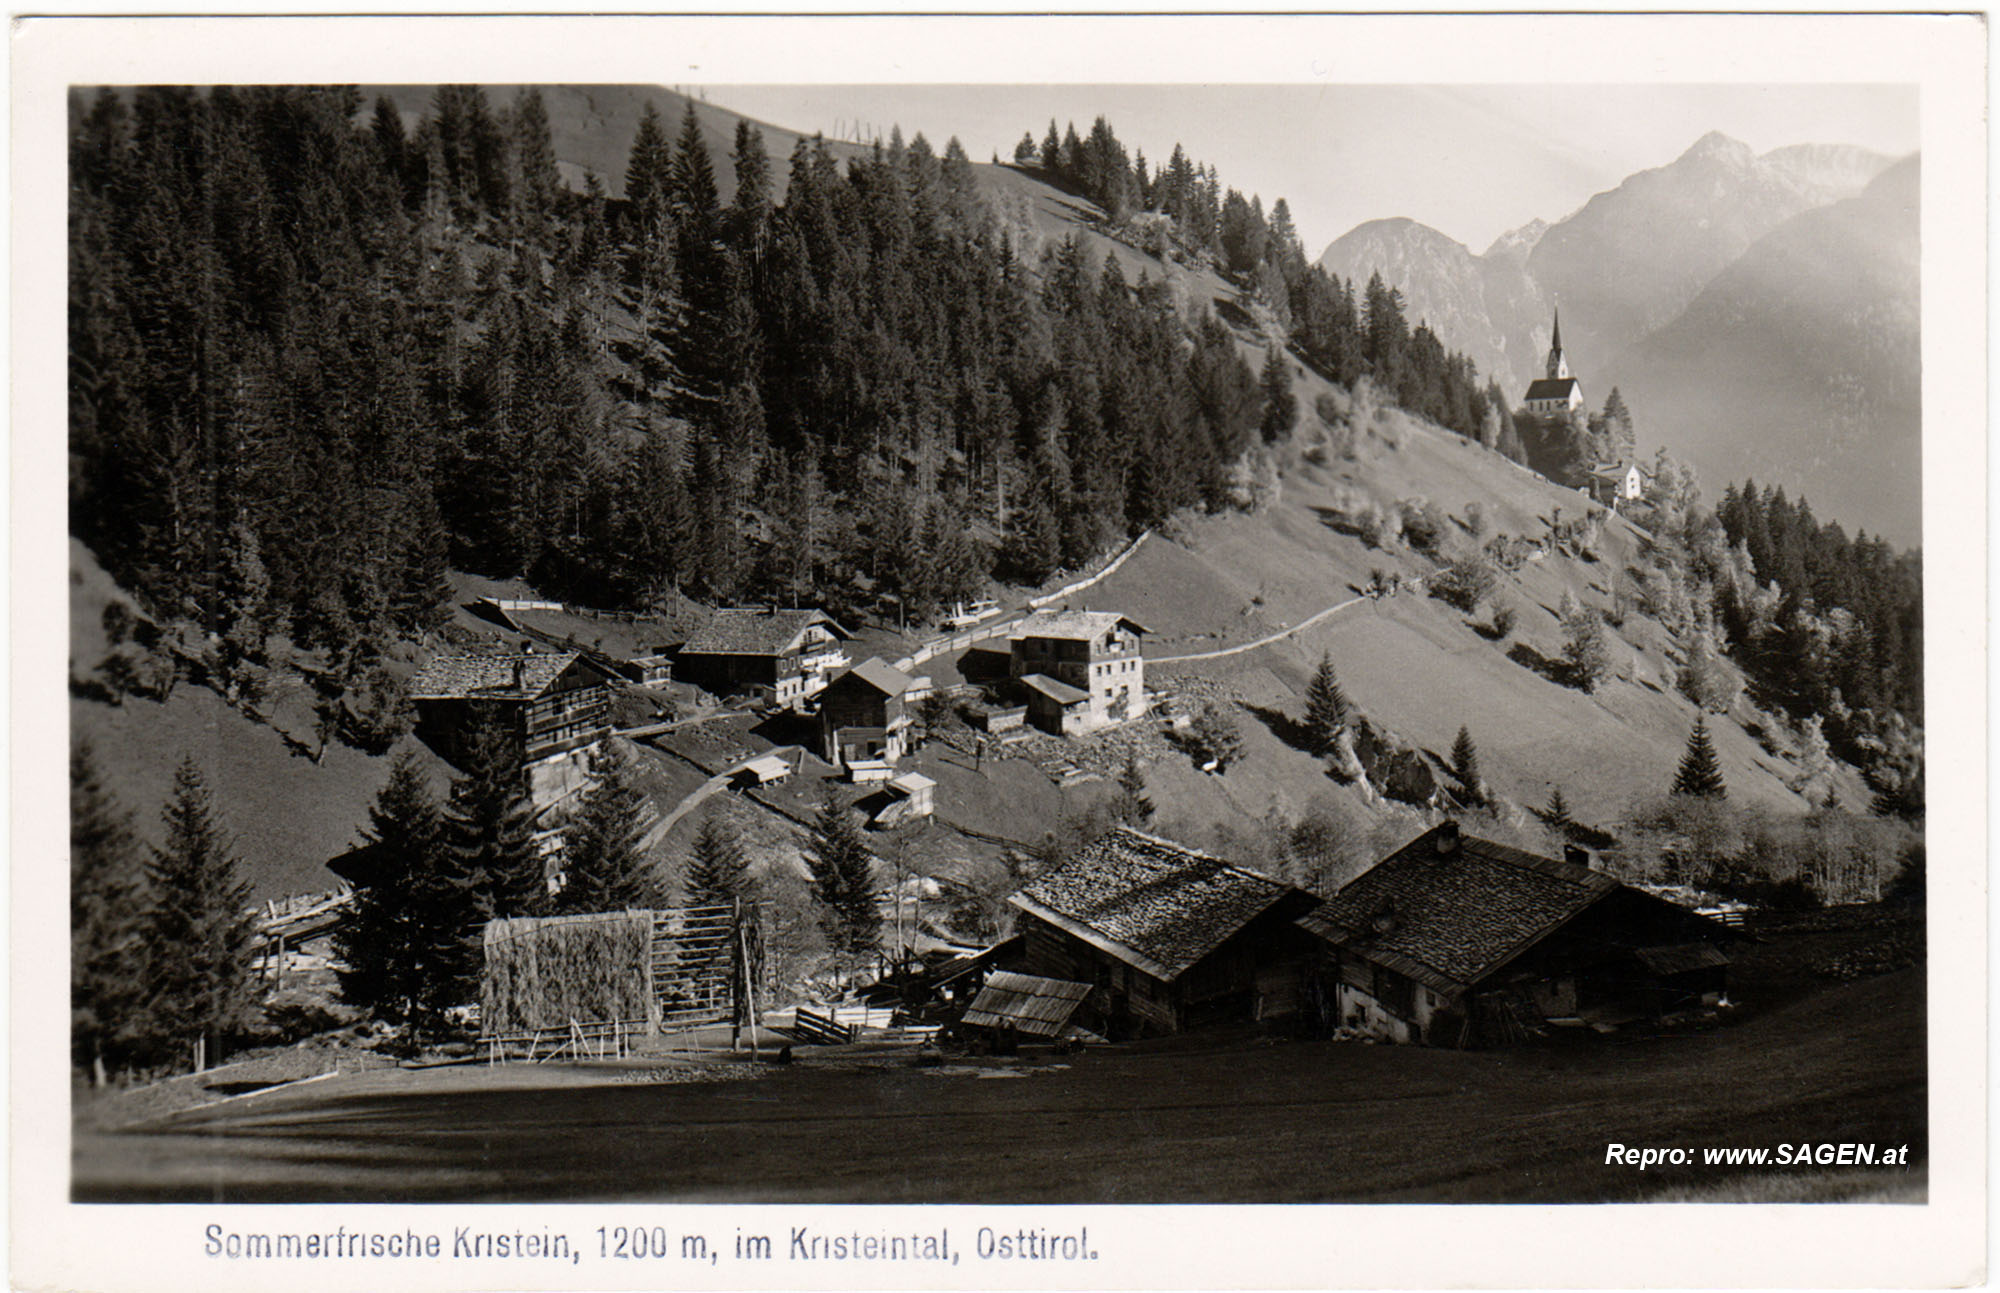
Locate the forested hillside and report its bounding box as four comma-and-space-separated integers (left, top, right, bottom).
68, 84, 1924, 870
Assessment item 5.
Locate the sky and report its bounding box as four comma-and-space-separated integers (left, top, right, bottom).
703, 84, 1918, 256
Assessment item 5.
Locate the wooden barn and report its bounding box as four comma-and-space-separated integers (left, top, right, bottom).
1297, 821, 1739, 1047
408, 651, 611, 810
675, 607, 850, 706
817, 657, 917, 768
1008, 827, 1319, 1038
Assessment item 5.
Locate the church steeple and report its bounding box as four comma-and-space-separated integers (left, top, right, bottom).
1545, 306, 1570, 381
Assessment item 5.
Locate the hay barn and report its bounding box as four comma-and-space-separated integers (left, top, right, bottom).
1009, 827, 1319, 1038
1297, 821, 1739, 1047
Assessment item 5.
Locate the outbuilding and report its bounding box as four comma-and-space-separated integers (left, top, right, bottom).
1009, 827, 1320, 1037
1297, 821, 1739, 1047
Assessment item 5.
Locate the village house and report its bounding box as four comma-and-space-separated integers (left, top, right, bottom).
1583, 460, 1648, 508
674, 607, 850, 706
1008, 610, 1149, 735
1297, 821, 1738, 1048
408, 651, 611, 810
1521, 307, 1585, 416
817, 657, 917, 769
1008, 827, 1320, 1037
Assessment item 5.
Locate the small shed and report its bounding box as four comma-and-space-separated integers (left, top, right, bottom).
887, 772, 936, 819
1019, 673, 1091, 736
734, 753, 796, 788
959, 971, 1093, 1041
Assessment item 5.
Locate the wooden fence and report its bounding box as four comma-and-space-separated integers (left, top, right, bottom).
790, 1008, 855, 1045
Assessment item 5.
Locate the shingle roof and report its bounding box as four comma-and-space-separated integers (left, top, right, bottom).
835, 657, 916, 698
960, 971, 1093, 1038
681, 608, 846, 657
1012, 610, 1151, 641
1524, 377, 1582, 401
1011, 827, 1296, 981
1296, 823, 1621, 995
408, 653, 579, 701
1020, 673, 1090, 705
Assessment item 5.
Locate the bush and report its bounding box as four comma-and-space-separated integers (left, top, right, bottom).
1398, 498, 1448, 553
1463, 501, 1489, 539
1429, 556, 1498, 613
1490, 600, 1518, 639
343, 666, 413, 754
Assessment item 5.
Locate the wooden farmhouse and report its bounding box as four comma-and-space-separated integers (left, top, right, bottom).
408, 651, 611, 810
1008, 610, 1149, 735
675, 607, 850, 706
1297, 821, 1738, 1047
817, 657, 917, 768
1009, 827, 1320, 1038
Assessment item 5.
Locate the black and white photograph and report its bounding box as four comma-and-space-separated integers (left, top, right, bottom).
13, 11, 1987, 1291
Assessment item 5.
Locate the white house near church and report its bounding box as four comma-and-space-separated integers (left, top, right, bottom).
1522, 308, 1585, 416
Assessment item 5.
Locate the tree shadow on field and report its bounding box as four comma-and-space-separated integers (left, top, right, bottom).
1242, 703, 1318, 756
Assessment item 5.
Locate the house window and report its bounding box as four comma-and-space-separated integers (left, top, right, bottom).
1377, 970, 1416, 1017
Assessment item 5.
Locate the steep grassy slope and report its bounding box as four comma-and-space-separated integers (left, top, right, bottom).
70, 541, 457, 903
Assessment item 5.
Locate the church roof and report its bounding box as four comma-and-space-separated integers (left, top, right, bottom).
1524, 377, 1582, 401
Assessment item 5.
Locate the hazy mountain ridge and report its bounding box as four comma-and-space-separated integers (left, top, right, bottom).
1315, 132, 1915, 541
1607, 156, 1920, 544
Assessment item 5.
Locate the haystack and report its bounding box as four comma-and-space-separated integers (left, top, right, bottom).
482, 910, 658, 1034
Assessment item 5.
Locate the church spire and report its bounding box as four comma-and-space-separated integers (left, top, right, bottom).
1545, 305, 1570, 381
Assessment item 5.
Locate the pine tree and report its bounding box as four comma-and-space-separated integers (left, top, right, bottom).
1302, 653, 1353, 755
554, 739, 659, 914
1450, 725, 1484, 805
1259, 343, 1298, 443
686, 814, 751, 909
804, 792, 878, 967
624, 101, 673, 224
143, 757, 259, 1068
334, 751, 473, 1044
441, 704, 546, 921
1673, 716, 1728, 799
71, 743, 153, 1079
1109, 752, 1154, 827
1543, 785, 1574, 834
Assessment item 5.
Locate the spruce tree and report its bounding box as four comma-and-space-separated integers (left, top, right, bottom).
554, 739, 659, 914
1109, 752, 1154, 827
1450, 725, 1484, 805
1259, 343, 1297, 443
1543, 785, 1574, 835
1302, 653, 1353, 755
442, 704, 547, 921
143, 757, 259, 1068
335, 751, 467, 1043
686, 814, 751, 909
71, 743, 152, 1079
1673, 716, 1728, 799
804, 792, 878, 969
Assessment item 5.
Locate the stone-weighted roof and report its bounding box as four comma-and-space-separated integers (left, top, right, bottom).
1297, 824, 1620, 994
681, 607, 846, 657
408, 652, 579, 701
1011, 610, 1150, 642
1012, 827, 1296, 982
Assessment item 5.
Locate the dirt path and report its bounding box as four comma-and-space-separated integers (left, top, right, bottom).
1146, 588, 1397, 664
638, 747, 801, 852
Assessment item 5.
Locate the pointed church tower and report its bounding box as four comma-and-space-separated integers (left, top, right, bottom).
1545, 307, 1570, 380
1522, 305, 1583, 416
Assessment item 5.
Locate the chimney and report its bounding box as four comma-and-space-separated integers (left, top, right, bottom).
512, 658, 526, 692
1564, 844, 1592, 869
1434, 820, 1461, 856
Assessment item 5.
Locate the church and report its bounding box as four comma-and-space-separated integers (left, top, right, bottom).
1522, 308, 1584, 416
